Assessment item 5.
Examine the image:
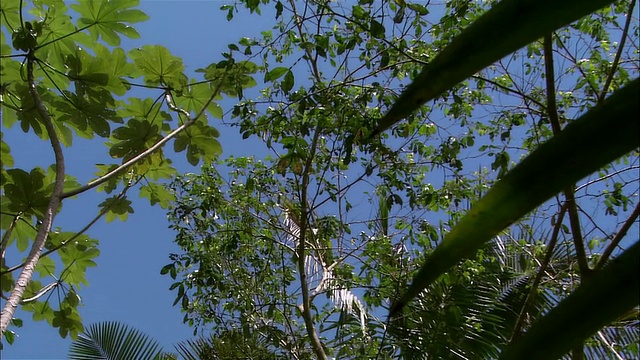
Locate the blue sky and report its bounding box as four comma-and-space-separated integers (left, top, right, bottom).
2, 1, 274, 358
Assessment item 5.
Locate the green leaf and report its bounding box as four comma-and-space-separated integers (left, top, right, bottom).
500, 241, 640, 360
52, 90, 121, 140
264, 66, 289, 82
69, 321, 165, 360
129, 45, 186, 89
174, 122, 222, 166
0, 213, 37, 252
70, 0, 149, 46
282, 70, 294, 93
59, 244, 100, 286
110, 119, 162, 161
34, 255, 56, 278
139, 182, 174, 209
174, 82, 223, 119
370, 19, 385, 38
374, 0, 617, 135
0, 133, 14, 168
99, 196, 134, 223
391, 79, 640, 315
2, 167, 51, 218
0, 0, 23, 30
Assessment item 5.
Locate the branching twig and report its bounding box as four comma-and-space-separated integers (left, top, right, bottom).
1, 184, 133, 275
511, 202, 568, 339
543, 34, 591, 278
61, 72, 227, 199
597, 0, 636, 103
594, 202, 640, 271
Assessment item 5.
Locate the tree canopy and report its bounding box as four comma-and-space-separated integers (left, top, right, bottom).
2, 0, 639, 358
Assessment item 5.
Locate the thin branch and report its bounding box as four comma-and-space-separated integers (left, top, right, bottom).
2, 185, 133, 275
594, 201, 640, 271
575, 165, 640, 192
285, 2, 328, 358
597, 0, 636, 103
597, 330, 625, 360
543, 34, 591, 277
61, 72, 227, 199
511, 202, 568, 339
0, 50, 66, 336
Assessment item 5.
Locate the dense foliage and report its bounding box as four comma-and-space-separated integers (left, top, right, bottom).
0, 0, 253, 344
1, 0, 638, 359
164, 0, 639, 359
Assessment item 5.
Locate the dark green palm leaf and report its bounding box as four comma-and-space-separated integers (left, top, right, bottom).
500, 241, 640, 359
68, 321, 165, 360
373, 0, 616, 136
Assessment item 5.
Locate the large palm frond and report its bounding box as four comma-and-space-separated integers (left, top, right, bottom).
68, 321, 166, 360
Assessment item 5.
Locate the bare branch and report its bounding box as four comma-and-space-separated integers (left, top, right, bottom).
594, 201, 640, 271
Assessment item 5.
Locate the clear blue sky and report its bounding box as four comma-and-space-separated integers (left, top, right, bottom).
2, 1, 273, 358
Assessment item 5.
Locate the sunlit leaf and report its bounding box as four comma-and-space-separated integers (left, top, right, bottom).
70, 0, 149, 46
129, 45, 186, 89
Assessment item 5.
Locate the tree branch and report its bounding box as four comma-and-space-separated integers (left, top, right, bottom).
61, 73, 226, 199
511, 201, 568, 339
597, 0, 636, 103
594, 201, 640, 271
543, 34, 592, 278
0, 50, 66, 336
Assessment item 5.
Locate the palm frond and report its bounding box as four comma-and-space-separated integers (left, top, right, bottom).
68, 321, 165, 360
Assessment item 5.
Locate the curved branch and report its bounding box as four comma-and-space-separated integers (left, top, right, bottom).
597, 0, 636, 103
594, 201, 640, 271
61, 73, 226, 199
0, 50, 66, 336
1, 184, 133, 275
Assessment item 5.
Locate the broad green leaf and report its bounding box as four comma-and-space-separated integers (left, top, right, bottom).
0, 267, 13, 292
139, 182, 175, 209
52, 305, 83, 339
70, 0, 148, 46
0, 0, 23, 31
391, 79, 640, 315
374, 0, 617, 135
129, 45, 186, 89
0, 213, 37, 252
174, 81, 223, 119
174, 121, 222, 166
93, 164, 121, 194
282, 70, 294, 93
22, 299, 54, 323
500, 241, 640, 360
34, 255, 56, 278
2, 167, 51, 218
42, 165, 81, 196
99, 196, 134, 223
31, 1, 92, 79
143, 158, 176, 181
59, 245, 100, 285
117, 97, 172, 126
0, 133, 13, 168
109, 119, 162, 161
264, 66, 288, 82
